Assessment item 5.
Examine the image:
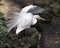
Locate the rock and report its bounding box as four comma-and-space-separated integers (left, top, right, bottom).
41, 17, 60, 48
0, 0, 20, 20
8, 28, 41, 48
0, 0, 60, 48
18, 28, 41, 46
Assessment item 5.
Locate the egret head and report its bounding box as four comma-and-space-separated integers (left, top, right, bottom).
33, 15, 45, 20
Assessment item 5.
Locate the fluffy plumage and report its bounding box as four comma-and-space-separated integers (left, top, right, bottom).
6, 5, 45, 34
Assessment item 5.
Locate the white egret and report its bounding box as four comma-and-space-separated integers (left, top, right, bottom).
6, 5, 45, 34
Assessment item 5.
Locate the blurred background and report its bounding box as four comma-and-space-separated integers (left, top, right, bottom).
0, 0, 60, 48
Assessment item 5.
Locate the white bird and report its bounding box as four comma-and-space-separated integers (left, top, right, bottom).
6, 5, 45, 34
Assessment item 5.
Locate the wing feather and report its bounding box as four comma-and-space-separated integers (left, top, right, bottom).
6, 12, 22, 32
28, 6, 45, 14
21, 5, 36, 13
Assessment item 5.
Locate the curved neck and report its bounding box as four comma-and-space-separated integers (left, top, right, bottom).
32, 18, 37, 25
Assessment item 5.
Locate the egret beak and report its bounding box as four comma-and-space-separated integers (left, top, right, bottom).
37, 17, 45, 20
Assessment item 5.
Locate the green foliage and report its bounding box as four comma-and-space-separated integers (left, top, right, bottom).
0, 12, 6, 33
51, 2, 60, 17
0, 0, 60, 48
0, 12, 3, 19
0, 12, 16, 48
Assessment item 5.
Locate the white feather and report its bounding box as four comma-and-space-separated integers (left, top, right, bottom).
6, 5, 45, 34
21, 5, 37, 13
16, 13, 33, 34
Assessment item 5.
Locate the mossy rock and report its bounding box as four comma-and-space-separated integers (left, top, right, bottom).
51, 3, 60, 17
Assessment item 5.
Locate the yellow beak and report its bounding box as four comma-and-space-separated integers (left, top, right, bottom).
37, 17, 45, 20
